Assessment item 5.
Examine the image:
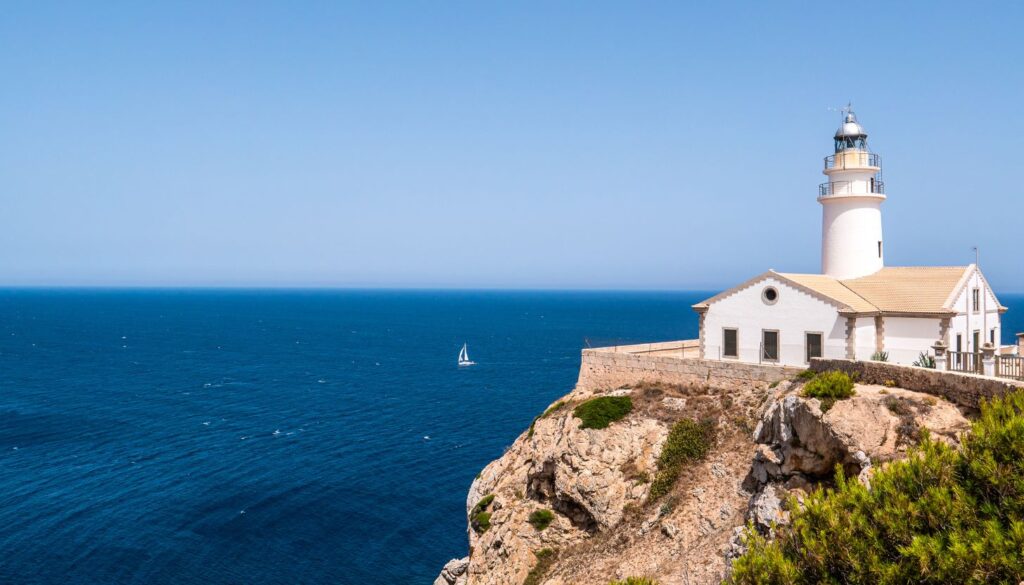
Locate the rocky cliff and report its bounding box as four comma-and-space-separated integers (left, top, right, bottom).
436, 375, 969, 585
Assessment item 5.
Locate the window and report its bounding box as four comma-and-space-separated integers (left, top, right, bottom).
723, 328, 738, 358
990, 328, 997, 345
956, 334, 963, 353
762, 286, 779, 305
972, 288, 980, 312
805, 332, 823, 363
878, 241, 883, 258
762, 330, 779, 362
973, 330, 980, 351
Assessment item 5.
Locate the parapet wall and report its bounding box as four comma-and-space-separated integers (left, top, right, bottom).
577, 341, 802, 393
810, 358, 1024, 409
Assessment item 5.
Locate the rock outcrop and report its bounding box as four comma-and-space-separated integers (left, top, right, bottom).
434, 557, 469, 585
743, 381, 969, 534
437, 377, 971, 585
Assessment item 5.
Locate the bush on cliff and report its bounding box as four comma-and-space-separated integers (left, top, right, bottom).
470, 494, 495, 534
801, 370, 854, 412
728, 390, 1024, 584
608, 578, 659, 585
648, 418, 715, 501
574, 396, 633, 429
528, 508, 555, 530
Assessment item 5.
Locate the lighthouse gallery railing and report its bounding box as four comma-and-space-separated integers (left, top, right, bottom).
824, 152, 881, 170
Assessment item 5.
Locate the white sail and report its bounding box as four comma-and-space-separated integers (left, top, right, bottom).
458, 343, 475, 366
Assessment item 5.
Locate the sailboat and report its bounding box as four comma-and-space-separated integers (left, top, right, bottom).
458, 343, 476, 367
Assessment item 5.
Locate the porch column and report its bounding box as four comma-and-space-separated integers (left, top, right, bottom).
981, 343, 996, 377
939, 317, 952, 346
697, 308, 707, 360
1017, 332, 1024, 356
845, 317, 857, 359
932, 341, 948, 371
874, 315, 885, 354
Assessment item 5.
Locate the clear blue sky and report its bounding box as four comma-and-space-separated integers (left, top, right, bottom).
2, 2, 1022, 290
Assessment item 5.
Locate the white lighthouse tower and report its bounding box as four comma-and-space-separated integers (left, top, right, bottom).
819, 108, 885, 279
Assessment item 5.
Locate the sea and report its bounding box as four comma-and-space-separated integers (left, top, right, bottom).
1, 289, 1021, 585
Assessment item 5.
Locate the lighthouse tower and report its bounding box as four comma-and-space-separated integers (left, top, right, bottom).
819, 108, 885, 279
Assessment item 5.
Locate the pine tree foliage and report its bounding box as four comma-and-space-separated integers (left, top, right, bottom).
729, 391, 1024, 585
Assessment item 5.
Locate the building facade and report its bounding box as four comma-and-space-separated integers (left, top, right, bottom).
694, 110, 1006, 367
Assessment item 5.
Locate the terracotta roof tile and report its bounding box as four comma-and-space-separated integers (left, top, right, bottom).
840, 266, 971, 314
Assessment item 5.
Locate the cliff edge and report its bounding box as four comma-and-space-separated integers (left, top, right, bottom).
436, 374, 969, 585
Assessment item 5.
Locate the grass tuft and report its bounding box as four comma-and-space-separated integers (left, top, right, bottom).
523, 548, 557, 585
648, 419, 714, 501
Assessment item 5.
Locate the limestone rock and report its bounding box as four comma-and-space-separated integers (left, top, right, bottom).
435, 557, 469, 585
748, 484, 788, 532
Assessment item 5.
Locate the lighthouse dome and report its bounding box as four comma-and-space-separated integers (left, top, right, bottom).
834, 112, 867, 139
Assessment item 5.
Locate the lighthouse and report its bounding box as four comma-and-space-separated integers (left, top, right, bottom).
819, 108, 885, 279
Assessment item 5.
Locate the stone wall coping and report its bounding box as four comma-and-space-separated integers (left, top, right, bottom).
586, 339, 699, 355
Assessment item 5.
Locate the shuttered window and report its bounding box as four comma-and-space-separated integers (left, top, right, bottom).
805, 332, 823, 363
762, 330, 779, 361
723, 328, 738, 358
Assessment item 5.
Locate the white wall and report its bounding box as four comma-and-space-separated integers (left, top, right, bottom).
884, 317, 941, 365
947, 268, 1002, 352
854, 317, 877, 361
702, 276, 847, 367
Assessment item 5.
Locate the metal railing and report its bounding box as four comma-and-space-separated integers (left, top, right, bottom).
995, 355, 1024, 381
947, 351, 983, 375
824, 152, 881, 170
818, 179, 885, 197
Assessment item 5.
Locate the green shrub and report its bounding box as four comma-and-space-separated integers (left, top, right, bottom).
471, 494, 494, 515
913, 351, 936, 369
795, 369, 817, 381
527, 508, 555, 530
648, 419, 714, 500
523, 548, 557, 585
801, 370, 854, 400
472, 512, 491, 533
870, 350, 889, 362
470, 494, 495, 534
573, 396, 633, 429
728, 390, 1024, 584
608, 578, 660, 585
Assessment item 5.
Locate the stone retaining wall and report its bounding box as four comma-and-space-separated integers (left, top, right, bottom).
810, 358, 1024, 409
577, 343, 802, 393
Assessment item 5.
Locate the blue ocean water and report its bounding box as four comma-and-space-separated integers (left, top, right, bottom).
0, 289, 713, 585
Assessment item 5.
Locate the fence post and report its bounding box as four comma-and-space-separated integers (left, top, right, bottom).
981, 343, 996, 377
932, 340, 948, 371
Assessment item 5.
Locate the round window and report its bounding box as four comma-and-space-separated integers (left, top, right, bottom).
762, 286, 779, 305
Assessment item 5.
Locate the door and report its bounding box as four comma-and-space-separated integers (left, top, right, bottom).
805, 332, 823, 363
762, 330, 779, 362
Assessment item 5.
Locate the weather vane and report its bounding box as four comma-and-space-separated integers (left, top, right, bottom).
828, 101, 854, 117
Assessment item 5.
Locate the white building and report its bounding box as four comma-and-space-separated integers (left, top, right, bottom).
693, 110, 1007, 367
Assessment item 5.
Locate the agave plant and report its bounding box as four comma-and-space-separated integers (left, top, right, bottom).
913, 352, 936, 369
871, 351, 889, 362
